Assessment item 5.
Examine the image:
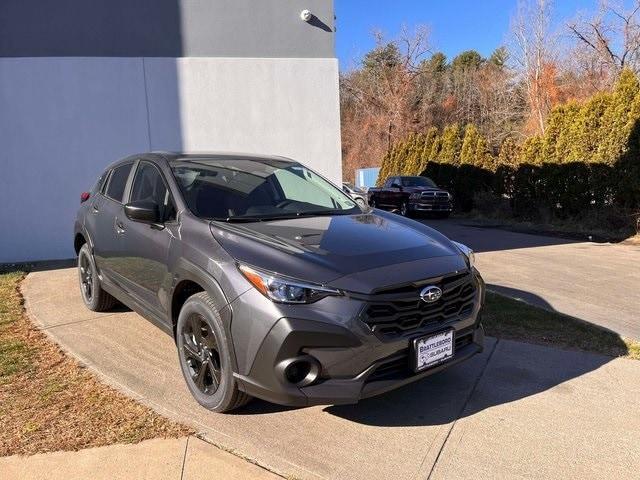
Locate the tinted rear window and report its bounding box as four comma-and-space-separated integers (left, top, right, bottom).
105, 163, 132, 203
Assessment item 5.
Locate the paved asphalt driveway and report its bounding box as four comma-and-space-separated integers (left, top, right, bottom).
424, 219, 640, 340
23, 269, 640, 480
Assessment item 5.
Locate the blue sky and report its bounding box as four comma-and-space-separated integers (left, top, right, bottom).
335, 0, 600, 70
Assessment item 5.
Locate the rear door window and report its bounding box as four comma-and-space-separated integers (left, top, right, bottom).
104, 163, 133, 203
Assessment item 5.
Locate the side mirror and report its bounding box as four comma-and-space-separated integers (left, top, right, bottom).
391, 183, 402, 189
124, 200, 161, 224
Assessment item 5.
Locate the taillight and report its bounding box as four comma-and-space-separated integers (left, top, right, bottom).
80, 192, 90, 203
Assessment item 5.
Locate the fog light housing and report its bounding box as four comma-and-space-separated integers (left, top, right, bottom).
280, 356, 320, 387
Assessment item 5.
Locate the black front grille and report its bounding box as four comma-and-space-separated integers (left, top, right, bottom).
421, 191, 449, 198
366, 330, 475, 383
418, 192, 450, 205
361, 272, 476, 340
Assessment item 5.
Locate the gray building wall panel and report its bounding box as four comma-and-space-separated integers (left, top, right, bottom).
0, 0, 334, 58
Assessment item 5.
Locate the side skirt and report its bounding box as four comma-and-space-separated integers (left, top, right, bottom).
100, 276, 174, 338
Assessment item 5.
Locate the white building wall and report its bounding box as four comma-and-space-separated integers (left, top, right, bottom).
0, 57, 341, 262
145, 57, 342, 183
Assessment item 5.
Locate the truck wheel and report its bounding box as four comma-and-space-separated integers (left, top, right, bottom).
400, 201, 410, 217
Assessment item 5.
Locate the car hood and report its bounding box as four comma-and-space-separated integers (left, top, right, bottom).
209, 210, 466, 293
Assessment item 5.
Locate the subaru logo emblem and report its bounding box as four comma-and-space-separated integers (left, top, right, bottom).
420, 285, 442, 303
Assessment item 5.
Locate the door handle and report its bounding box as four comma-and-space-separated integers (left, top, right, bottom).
115, 219, 126, 235
91, 203, 100, 214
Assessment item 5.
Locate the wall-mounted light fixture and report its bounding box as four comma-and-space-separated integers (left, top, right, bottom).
300, 9, 312, 22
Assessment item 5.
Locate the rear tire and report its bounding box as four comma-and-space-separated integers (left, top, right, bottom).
176, 292, 251, 413
77, 244, 118, 312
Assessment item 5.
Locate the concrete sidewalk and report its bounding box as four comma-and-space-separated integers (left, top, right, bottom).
20, 269, 640, 479
1, 436, 279, 480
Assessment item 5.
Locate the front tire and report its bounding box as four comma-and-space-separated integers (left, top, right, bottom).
400, 201, 410, 217
176, 292, 251, 412
77, 243, 118, 312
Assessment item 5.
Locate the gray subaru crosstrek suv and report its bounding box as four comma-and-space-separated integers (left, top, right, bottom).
74, 153, 484, 412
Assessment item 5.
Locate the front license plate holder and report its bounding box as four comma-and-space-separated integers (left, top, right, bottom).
411, 329, 455, 372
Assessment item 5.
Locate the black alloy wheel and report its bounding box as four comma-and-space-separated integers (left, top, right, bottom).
181, 313, 223, 395
79, 252, 93, 302
77, 243, 118, 312
175, 292, 251, 412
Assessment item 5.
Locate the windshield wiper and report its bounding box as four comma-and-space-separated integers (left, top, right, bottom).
210, 216, 268, 223
295, 209, 354, 217
215, 215, 299, 223
211, 210, 355, 223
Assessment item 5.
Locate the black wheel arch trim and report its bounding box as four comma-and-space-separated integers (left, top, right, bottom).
74, 222, 95, 255
169, 258, 239, 373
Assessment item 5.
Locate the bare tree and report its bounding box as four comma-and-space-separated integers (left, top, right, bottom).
340, 26, 432, 179
568, 0, 640, 80
510, 0, 558, 134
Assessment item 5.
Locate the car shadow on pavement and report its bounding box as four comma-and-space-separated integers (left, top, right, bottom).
418, 217, 580, 253
322, 339, 614, 427
486, 284, 557, 310
235, 338, 615, 427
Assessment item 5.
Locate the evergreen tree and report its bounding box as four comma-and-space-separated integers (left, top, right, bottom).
569, 92, 611, 163
362, 43, 401, 73
519, 136, 545, 165
429, 134, 443, 161
451, 50, 484, 71
488, 47, 509, 69
422, 52, 448, 73
460, 124, 480, 164
439, 124, 463, 164
497, 138, 520, 167
418, 127, 439, 173
475, 136, 495, 171
596, 69, 640, 165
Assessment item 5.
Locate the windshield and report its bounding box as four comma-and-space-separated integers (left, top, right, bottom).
401, 177, 437, 188
170, 158, 359, 221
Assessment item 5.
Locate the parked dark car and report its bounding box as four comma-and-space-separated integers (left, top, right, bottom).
368, 176, 453, 217
74, 153, 484, 412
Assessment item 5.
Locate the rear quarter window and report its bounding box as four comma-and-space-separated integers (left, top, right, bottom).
104, 163, 133, 203
93, 171, 109, 194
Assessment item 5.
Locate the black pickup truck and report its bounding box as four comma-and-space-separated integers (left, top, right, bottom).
368, 176, 453, 218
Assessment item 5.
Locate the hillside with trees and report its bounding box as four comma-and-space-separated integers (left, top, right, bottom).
340, 0, 640, 237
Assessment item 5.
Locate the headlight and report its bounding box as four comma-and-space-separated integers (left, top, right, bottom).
409, 192, 421, 200
452, 241, 475, 269
238, 264, 341, 304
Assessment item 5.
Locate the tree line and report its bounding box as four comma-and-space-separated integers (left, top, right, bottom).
340, 0, 640, 234
376, 71, 640, 232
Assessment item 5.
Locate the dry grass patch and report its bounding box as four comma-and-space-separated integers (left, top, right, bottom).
484, 291, 640, 360
0, 271, 192, 456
